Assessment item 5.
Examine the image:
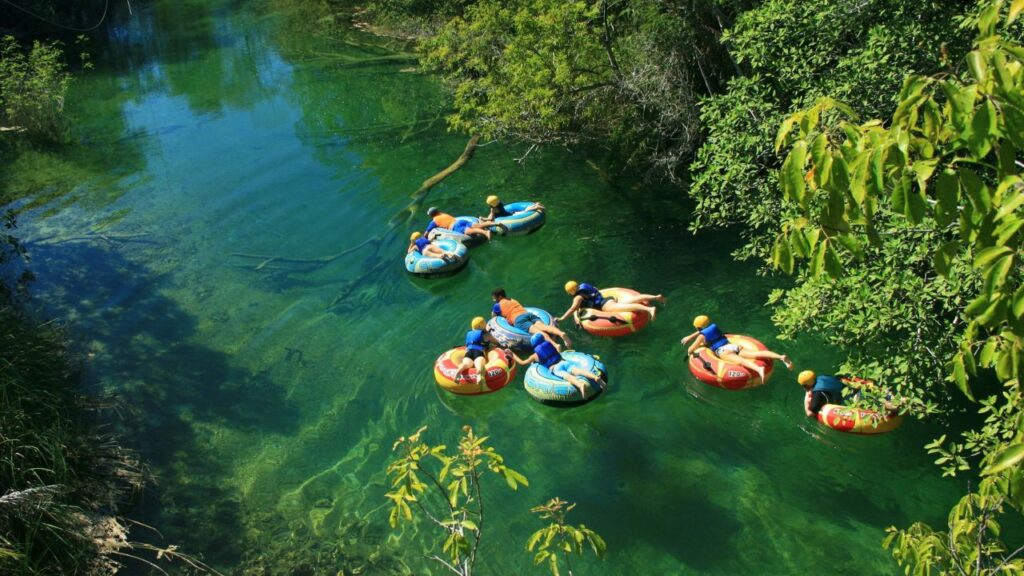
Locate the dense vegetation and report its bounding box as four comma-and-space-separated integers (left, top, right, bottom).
363, 0, 1024, 571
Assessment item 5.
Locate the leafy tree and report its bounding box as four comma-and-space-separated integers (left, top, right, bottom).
526, 497, 606, 576
774, 1, 1024, 571
386, 425, 529, 576
421, 0, 722, 178
690, 0, 976, 258
386, 427, 606, 575
0, 35, 80, 142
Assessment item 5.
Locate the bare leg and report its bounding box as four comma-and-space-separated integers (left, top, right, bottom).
738, 349, 793, 369
602, 301, 658, 321
717, 351, 767, 382
559, 371, 589, 397
455, 357, 473, 380
569, 366, 605, 388
535, 323, 572, 349
474, 356, 486, 385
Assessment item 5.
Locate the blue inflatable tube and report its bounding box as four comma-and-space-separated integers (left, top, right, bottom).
405, 237, 468, 277
493, 201, 545, 236
486, 307, 552, 350
430, 217, 487, 248
524, 351, 607, 406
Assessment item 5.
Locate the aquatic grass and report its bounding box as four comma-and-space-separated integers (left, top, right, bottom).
0, 304, 220, 575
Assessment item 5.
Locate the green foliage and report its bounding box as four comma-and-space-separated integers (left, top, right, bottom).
361, 0, 471, 37
386, 425, 528, 575
773, 1, 1024, 571
884, 478, 1024, 575
421, 0, 712, 178
0, 35, 81, 143
526, 497, 605, 576
690, 0, 975, 258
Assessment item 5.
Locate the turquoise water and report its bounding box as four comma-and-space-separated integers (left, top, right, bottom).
5, 0, 966, 573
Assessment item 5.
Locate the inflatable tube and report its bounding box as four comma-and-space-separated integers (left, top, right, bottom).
492, 201, 545, 236
524, 351, 606, 406
816, 377, 903, 434
429, 217, 487, 247
816, 404, 903, 434
405, 238, 468, 277
434, 347, 516, 395
688, 334, 774, 390
486, 307, 553, 351
576, 287, 651, 338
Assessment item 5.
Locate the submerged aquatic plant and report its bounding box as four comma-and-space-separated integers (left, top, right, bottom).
527, 497, 606, 576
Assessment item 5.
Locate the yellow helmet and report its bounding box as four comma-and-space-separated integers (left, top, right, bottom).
410, 231, 422, 241
798, 370, 816, 387
564, 280, 579, 295
693, 315, 710, 329
471, 317, 486, 330
486, 195, 500, 207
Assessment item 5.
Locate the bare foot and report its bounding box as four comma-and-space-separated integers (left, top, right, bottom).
648, 306, 657, 321
755, 366, 766, 382
655, 294, 666, 304
781, 355, 794, 370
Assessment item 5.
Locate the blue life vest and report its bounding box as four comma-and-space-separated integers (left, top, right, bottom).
414, 237, 430, 252
700, 323, 728, 352
812, 375, 845, 404
534, 340, 561, 368
425, 222, 438, 234
466, 330, 486, 352
577, 283, 606, 309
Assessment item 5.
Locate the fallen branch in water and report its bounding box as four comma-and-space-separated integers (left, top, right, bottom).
232, 134, 480, 277
30, 231, 152, 246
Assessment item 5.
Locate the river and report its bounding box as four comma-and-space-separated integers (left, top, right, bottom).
4, 0, 963, 573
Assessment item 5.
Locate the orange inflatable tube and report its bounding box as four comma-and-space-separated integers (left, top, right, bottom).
434, 347, 516, 395
576, 287, 651, 338
688, 334, 774, 390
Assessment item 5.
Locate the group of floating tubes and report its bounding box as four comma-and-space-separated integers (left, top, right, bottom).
687, 338, 902, 434
435, 306, 611, 406
404, 238, 468, 277
405, 201, 547, 277
575, 287, 651, 338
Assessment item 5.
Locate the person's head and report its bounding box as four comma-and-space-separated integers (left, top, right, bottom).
693, 315, 710, 329
564, 280, 579, 295
492, 288, 507, 302
410, 231, 422, 241
798, 370, 816, 388
486, 195, 500, 207
427, 206, 440, 217
530, 333, 545, 348
471, 317, 486, 330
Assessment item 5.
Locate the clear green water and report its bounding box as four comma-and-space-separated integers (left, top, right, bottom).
6, 0, 965, 573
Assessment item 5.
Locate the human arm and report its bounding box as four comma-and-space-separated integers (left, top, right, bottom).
804, 391, 815, 418
680, 330, 700, 347
512, 352, 536, 367
684, 333, 705, 355
556, 296, 585, 322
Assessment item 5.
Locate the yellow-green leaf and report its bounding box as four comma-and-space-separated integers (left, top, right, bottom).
983, 443, 1024, 476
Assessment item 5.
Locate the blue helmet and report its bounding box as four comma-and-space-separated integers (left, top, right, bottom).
530, 333, 545, 347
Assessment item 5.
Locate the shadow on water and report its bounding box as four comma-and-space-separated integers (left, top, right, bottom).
22, 238, 301, 568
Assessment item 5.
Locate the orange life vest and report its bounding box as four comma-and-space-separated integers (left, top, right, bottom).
497, 298, 526, 324
432, 213, 456, 229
